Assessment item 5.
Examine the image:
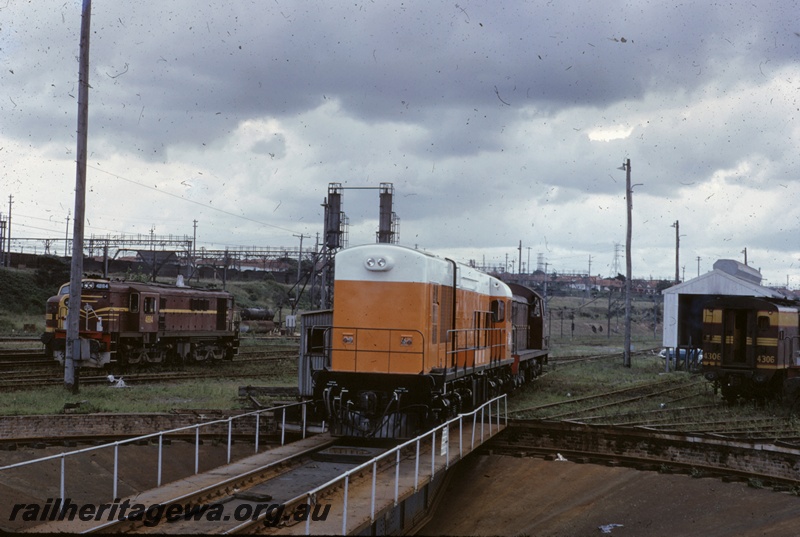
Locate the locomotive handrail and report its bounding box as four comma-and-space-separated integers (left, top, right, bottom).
301, 393, 508, 535
445, 326, 507, 367
0, 400, 313, 502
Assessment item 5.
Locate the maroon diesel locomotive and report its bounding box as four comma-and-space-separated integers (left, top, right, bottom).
42, 278, 239, 367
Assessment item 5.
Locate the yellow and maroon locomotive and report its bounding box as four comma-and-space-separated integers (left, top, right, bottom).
42, 279, 239, 367
702, 295, 800, 402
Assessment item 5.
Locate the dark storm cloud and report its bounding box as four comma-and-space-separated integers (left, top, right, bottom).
3, 0, 800, 282
5, 1, 798, 152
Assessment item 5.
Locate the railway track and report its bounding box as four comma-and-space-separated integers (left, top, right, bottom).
0, 342, 297, 360
0, 360, 291, 389
34, 435, 390, 534
0, 351, 294, 366
24, 435, 338, 534
0, 349, 47, 360
0, 370, 233, 389
19, 397, 503, 535
546, 346, 660, 364
432, 347, 782, 443
0, 348, 298, 389
492, 420, 800, 492
510, 377, 704, 418
512, 367, 800, 444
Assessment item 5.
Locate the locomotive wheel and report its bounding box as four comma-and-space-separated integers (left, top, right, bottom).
720, 384, 738, 405
787, 395, 800, 416
782, 381, 800, 415
165, 348, 183, 366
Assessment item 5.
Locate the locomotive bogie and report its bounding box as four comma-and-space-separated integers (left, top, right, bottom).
43, 279, 239, 368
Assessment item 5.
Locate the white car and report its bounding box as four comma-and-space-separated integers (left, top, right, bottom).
659, 347, 702, 370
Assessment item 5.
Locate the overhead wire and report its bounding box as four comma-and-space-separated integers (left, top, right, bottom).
86, 164, 301, 235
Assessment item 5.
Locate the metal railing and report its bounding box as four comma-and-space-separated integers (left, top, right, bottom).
303, 393, 507, 535
0, 400, 313, 502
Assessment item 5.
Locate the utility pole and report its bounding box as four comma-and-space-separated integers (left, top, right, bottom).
624, 159, 632, 368
0, 213, 5, 267
671, 220, 679, 284
293, 233, 308, 314
543, 261, 549, 333
518, 240, 522, 275
526, 247, 531, 276
6, 195, 12, 267
619, 158, 635, 368
150, 226, 156, 282
192, 219, 198, 282
64, 211, 71, 257
186, 219, 197, 280
65, 0, 92, 393
742, 248, 748, 265
697, 256, 701, 277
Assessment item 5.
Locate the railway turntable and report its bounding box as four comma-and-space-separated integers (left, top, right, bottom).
15, 396, 506, 535
22, 433, 337, 534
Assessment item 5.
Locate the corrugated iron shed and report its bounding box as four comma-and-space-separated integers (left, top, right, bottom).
661, 261, 784, 348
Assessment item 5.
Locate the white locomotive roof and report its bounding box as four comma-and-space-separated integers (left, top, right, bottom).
334, 244, 511, 297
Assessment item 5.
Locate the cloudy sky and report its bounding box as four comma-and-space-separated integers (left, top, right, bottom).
2, 1, 800, 285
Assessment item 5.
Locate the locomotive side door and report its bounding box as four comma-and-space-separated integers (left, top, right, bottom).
216, 297, 229, 330
721, 308, 754, 368
139, 292, 159, 333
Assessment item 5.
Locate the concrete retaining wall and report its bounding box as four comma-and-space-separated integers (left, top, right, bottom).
0, 411, 274, 442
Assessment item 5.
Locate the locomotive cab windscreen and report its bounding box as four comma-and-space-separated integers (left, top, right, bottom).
491, 299, 505, 322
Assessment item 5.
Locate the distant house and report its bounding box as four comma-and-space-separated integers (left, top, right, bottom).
661, 259, 785, 350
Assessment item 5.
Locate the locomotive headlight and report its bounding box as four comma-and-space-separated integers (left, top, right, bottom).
364, 255, 393, 271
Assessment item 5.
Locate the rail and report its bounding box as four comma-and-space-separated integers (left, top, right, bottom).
304, 393, 507, 535
0, 400, 314, 502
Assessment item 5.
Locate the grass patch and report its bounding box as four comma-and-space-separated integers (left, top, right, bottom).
0, 380, 249, 415
509, 353, 698, 416
0, 375, 299, 415
549, 335, 661, 358
0, 351, 300, 415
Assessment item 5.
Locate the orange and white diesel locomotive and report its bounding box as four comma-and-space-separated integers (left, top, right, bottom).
42, 279, 239, 367
312, 244, 548, 438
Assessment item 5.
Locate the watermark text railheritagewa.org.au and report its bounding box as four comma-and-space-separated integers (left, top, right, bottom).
8, 498, 332, 528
